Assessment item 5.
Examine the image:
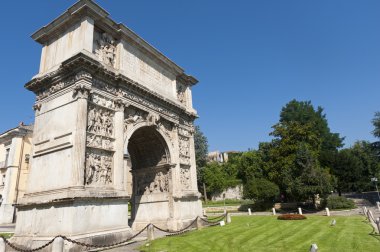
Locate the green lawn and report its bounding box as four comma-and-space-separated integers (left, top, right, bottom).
141, 216, 380, 252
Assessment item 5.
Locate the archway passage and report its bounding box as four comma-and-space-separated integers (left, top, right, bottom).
128, 126, 170, 170
127, 126, 173, 229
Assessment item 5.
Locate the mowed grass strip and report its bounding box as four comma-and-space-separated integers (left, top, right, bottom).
140, 216, 380, 252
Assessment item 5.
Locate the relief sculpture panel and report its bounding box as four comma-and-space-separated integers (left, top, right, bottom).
85, 149, 113, 186
180, 166, 191, 190
85, 94, 115, 186
87, 104, 114, 138
94, 31, 116, 67
135, 170, 169, 195
179, 136, 190, 165
177, 83, 187, 106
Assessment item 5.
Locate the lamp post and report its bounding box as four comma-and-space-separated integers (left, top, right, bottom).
371, 177, 380, 202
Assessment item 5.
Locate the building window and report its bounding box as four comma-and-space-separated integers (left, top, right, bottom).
5, 148, 10, 165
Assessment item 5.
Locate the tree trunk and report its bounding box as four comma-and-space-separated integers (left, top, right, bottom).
203, 183, 208, 203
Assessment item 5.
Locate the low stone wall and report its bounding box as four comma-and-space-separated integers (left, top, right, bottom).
204, 206, 240, 213
211, 185, 243, 201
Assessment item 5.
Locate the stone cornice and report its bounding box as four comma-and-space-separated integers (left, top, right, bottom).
25, 52, 198, 120
177, 73, 198, 86
0, 126, 32, 143
30, 0, 197, 80
31, 0, 108, 43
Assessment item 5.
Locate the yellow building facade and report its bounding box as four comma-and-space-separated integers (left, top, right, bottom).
0, 123, 33, 224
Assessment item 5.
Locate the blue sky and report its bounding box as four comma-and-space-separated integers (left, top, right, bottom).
1, 0, 380, 151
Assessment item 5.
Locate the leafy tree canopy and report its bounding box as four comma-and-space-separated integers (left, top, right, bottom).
279, 100, 344, 167
372, 111, 380, 139
332, 141, 380, 193
194, 125, 208, 169
243, 178, 279, 202
264, 120, 333, 201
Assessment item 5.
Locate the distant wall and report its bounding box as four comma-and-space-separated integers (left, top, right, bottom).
211, 185, 243, 201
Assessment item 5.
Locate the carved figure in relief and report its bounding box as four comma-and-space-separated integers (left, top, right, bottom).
180, 168, 191, 189
103, 139, 112, 150
179, 137, 190, 157
86, 153, 101, 185
136, 171, 169, 195
92, 94, 115, 109
87, 134, 113, 150
178, 128, 190, 137
87, 108, 96, 132
177, 84, 186, 105
86, 152, 112, 185
125, 108, 146, 125
95, 33, 116, 66
87, 106, 114, 137
157, 120, 174, 145
104, 111, 113, 136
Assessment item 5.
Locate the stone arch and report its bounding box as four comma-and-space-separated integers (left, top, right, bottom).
124, 121, 175, 160
127, 126, 171, 169
124, 123, 175, 229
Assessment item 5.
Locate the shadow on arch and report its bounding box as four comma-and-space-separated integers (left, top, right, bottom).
125, 125, 173, 230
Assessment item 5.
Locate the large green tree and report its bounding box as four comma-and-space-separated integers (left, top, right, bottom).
265, 120, 333, 202
333, 141, 380, 193
372, 112, 380, 138
194, 125, 209, 197
200, 162, 228, 197
194, 125, 208, 169
279, 100, 344, 168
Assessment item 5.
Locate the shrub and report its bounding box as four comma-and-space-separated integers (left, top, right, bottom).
325, 196, 355, 210
243, 178, 279, 202
277, 214, 307, 220
238, 201, 274, 212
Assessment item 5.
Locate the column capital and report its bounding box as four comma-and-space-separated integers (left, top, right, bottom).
73, 83, 91, 99
114, 98, 129, 112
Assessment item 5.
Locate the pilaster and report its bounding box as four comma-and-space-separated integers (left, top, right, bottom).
188, 127, 198, 190
80, 17, 94, 53
72, 72, 92, 186
113, 98, 126, 191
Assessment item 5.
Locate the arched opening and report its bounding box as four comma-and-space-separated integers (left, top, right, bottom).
126, 126, 172, 229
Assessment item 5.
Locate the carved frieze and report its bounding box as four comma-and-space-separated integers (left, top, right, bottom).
36, 81, 66, 101
178, 127, 191, 137
86, 134, 114, 151
85, 149, 113, 186
93, 79, 117, 94
120, 89, 177, 119
135, 170, 170, 195
179, 136, 190, 157
87, 104, 114, 138
91, 93, 115, 109
36, 71, 92, 101
94, 32, 116, 67
124, 107, 148, 125
180, 166, 191, 190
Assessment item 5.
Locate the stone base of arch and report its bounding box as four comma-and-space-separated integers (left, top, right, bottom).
131, 195, 202, 231
11, 197, 132, 251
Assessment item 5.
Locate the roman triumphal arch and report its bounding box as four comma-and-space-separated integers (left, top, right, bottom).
12, 0, 202, 249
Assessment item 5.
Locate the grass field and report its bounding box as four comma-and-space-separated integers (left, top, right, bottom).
141, 216, 380, 252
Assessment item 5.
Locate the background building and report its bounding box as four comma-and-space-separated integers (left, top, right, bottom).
0, 123, 33, 224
